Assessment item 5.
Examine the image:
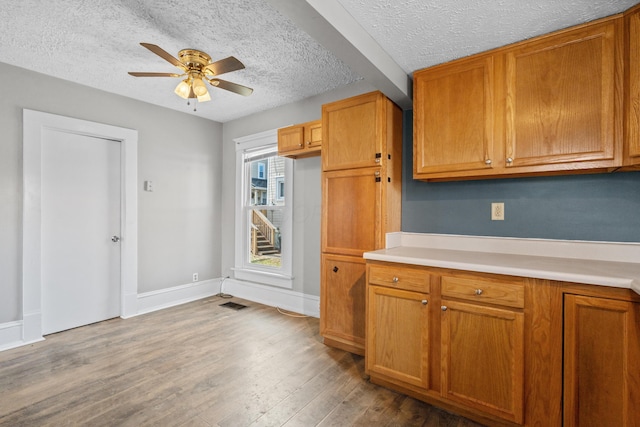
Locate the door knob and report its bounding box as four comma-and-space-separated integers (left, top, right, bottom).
111, 236, 120, 243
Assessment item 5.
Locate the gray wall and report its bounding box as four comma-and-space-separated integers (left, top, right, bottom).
0, 62, 223, 323
221, 81, 375, 297
402, 110, 640, 242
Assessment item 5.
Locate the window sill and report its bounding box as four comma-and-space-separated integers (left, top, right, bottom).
232, 267, 293, 289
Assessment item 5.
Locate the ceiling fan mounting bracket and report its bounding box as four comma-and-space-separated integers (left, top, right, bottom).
178, 49, 211, 70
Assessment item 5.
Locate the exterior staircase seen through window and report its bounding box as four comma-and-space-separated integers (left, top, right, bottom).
251, 210, 280, 256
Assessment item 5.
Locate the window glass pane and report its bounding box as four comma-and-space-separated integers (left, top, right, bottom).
276, 177, 284, 200
249, 208, 282, 268
245, 150, 285, 268
247, 155, 285, 207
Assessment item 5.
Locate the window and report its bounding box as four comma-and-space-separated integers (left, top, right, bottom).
276, 176, 285, 201
234, 129, 293, 288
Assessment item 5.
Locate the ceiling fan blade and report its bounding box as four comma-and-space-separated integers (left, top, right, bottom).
203, 56, 245, 76
209, 78, 253, 96
140, 43, 187, 71
128, 72, 183, 77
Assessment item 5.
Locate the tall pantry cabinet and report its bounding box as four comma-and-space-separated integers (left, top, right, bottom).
319, 91, 403, 355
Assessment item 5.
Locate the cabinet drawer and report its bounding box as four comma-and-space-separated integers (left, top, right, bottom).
368, 264, 430, 293
441, 276, 524, 308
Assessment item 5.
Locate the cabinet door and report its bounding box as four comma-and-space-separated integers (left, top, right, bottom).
505, 20, 621, 170
414, 55, 496, 177
441, 300, 524, 424
277, 124, 304, 154
563, 295, 640, 427
306, 120, 322, 149
367, 285, 429, 389
626, 9, 640, 165
322, 167, 382, 256
320, 254, 366, 355
322, 92, 383, 171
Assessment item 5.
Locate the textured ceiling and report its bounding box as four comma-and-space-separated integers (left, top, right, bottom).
0, 0, 638, 123
0, 0, 360, 122
336, 0, 640, 73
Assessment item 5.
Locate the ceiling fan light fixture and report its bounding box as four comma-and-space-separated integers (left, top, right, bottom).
197, 90, 211, 102
192, 77, 208, 97
174, 79, 191, 99
129, 43, 253, 106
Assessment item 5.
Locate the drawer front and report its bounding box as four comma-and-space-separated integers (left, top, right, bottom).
441, 275, 524, 308
368, 264, 430, 293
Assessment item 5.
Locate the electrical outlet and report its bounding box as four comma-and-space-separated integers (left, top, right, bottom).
192, 273, 199, 282
491, 202, 505, 221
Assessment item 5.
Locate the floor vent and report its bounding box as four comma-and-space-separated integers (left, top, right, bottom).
220, 301, 248, 310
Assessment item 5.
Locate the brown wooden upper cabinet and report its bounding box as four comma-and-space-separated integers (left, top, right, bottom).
323, 91, 397, 171
625, 5, 640, 168
277, 119, 322, 159
414, 54, 496, 176
504, 19, 621, 172
414, 15, 625, 181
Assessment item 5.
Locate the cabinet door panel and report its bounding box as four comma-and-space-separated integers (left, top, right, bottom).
320, 254, 366, 354
367, 286, 429, 389
414, 56, 495, 176
278, 125, 304, 154
505, 21, 619, 169
627, 10, 640, 163
322, 92, 381, 171
322, 167, 382, 256
563, 295, 640, 427
441, 300, 524, 423
307, 120, 323, 148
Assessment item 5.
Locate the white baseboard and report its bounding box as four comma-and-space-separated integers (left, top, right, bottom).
0, 320, 44, 352
135, 279, 220, 316
222, 278, 320, 318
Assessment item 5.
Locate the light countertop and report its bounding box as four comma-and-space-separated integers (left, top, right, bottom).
363, 234, 640, 295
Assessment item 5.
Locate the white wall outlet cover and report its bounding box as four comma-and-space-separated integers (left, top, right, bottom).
491, 202, 505, 221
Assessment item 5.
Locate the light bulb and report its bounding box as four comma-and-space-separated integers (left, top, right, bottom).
192, 78, 208, 97
174, 80, 191, 99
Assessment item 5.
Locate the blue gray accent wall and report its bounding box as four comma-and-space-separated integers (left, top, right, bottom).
402, 110, 640, 242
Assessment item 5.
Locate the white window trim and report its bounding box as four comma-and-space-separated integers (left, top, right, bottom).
233, 129, 293, 288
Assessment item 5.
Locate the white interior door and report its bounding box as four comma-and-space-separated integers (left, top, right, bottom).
41, 129, 121, 335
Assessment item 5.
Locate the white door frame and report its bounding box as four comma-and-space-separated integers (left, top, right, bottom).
22, 110, 138, 343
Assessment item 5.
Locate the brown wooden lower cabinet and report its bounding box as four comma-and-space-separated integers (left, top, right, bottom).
365, 260, 640, 427
320, 254, 366, 355
441, 300, 524, 424
366, 285, 430, 389
563, 294, 640, 427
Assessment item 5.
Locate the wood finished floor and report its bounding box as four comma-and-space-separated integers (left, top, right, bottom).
0, 296, 484, 426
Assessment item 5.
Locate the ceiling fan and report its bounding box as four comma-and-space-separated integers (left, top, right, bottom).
128, 43, 253, 106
